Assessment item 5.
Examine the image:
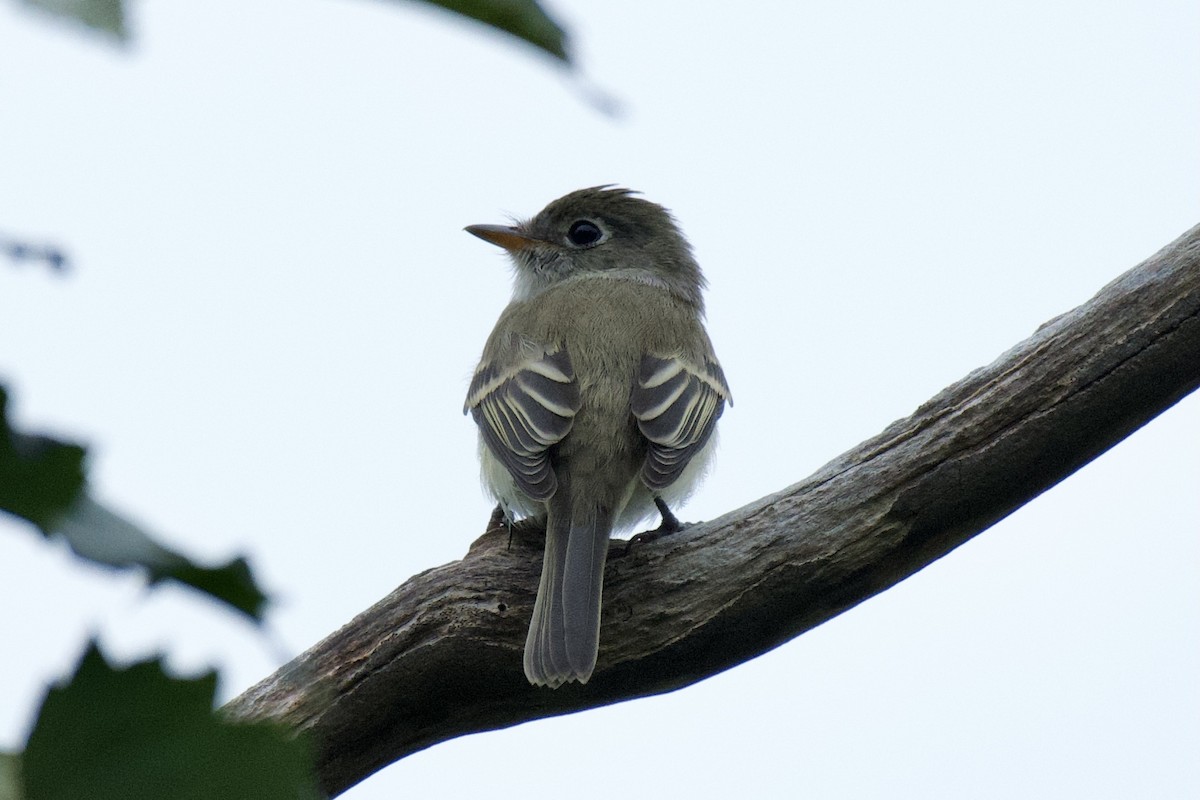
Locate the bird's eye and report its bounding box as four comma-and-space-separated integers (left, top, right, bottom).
566, 220, 604, 247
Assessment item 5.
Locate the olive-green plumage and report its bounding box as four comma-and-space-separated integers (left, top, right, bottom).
465, 187, 730, 687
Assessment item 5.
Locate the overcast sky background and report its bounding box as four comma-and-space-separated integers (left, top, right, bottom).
2, 1, 1198, 797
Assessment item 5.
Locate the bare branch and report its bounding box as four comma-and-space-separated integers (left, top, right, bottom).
225, 223, 1200, 798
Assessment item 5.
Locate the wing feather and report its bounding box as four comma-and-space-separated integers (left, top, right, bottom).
631, 354, 730, 492
465, 346, 580, 502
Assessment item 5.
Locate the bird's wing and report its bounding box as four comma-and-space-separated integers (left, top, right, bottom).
630, 354, 731, 492
464, 345, 581, 502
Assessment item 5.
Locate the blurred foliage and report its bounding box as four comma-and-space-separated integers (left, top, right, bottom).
50, 495, 270, 621
19, 0, 126, 41
16, 0, 571, 62
0, 389, 85, 532
0, 235, 69, 273
0, 386, 269, 621
0, 752, 22, 800
418, 0, 569, 61
22, 644, 320, 800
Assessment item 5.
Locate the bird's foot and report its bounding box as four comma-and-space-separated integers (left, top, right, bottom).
485, 505, 509, 536
621, 498, 689, 555
485, 506, 548, 550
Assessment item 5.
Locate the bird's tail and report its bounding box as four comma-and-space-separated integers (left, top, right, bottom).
524, 499, 613, 687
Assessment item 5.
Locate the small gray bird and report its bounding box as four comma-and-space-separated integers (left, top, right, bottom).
464, 186, 730, 688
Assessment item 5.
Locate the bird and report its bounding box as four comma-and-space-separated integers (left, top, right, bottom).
463, 186, 730, 688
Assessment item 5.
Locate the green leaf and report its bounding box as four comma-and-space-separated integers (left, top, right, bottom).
23, 643, 321, 800
1, 386, 268, 621
0, 388, 87, 533
19, 0, 571, 63
54, 495, 271, 622
0, 753, 24, 800
19, 0, 572, 62
417, 0, 570, 62
19, 0, 128, 42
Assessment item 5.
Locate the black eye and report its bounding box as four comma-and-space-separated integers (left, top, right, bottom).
567, 220, 604, 247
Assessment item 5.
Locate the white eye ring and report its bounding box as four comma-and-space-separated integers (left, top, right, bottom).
566, 219, 606, 248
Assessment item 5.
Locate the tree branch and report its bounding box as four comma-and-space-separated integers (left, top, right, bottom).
225, 223, 1200, 797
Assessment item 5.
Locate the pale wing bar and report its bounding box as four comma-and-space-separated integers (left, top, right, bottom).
465, 347, 581, 502
631, 354, 730, 492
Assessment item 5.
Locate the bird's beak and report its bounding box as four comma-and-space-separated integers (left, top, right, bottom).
465, 224, 541, 253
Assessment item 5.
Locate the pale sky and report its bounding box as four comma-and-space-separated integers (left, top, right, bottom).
1, 1, 1198, 798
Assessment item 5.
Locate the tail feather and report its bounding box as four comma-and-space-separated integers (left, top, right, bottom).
524, 504, 613, 687
524, 520, 569, 683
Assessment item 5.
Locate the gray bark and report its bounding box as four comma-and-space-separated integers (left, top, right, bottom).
224, 223, 1200, 798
